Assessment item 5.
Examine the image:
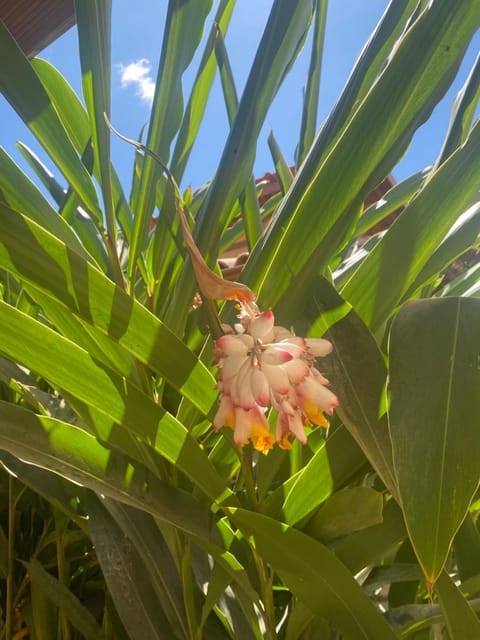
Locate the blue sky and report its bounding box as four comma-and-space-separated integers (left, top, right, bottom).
1, 1, 479, 197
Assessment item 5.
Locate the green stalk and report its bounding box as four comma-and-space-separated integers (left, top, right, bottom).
5, 476, 14, 640
55, 515, 71, 640
240, 449, 277, 639
180, 540, 198, 640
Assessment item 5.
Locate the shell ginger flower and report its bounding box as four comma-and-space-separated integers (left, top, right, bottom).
213, 303, 338, 453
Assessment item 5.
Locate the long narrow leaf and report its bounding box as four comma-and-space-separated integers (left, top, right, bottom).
230, 508, 398, 639
244, 1, 480, 311
129, 0, 213, 281
296, 0, 328, 164
24, 559, 105, 640
0, 301, 231, 504
343, 119, 480, 332
0, 204, 217, 417
0, 21, 101, 217
165, 0, 316, 331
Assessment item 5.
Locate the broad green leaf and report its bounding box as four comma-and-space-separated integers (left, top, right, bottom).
304, 486, 383, 542
389, 298, 480, 585
230, 508, 398, 639
0, 452, 88, 526
343, 120, 480, 333
0, 401, 217, 536
262, 424, 366, 524
27, 285, 137, 380
100, 500, 189, 640
244, 1, 480, 310
164, 0, 316, 330
439, 262, 480, 298
0, 21, 101, 217
86, 494, 175, 640
0, 204, 217, 417
275, 275, 398, 497
129, 0, 214, 280
296, 0, 327, 165
28, 572, 58, 640
24, 559, 105, 640
0, 148, 93, 263
0, 303, 230, 504
435, 571, 480, 639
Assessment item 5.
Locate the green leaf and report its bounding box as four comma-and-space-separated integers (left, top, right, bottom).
435, 52, 480, 167
0, 147, 93, 262
262, 424, 366, 524
0, 303, 230, 504
296, 0, 327, 164
170, 0, 236, 182
0, 204, 217, 417
0, 21, 101, 217
389, 298, 480, 585
435, 570, 480, 640
353, 168, 429, 239
304, 486, 383, 542
99, 500, 189, 640
165, 0, 316, 330
276, 275, 398, 496
229, 508, 398, 639
15, 141, 110, 272
214, 22, 262, 248
75, 0, 120, 276
24, 559, 105, 640
129, 0, 214, 280
86, 494, 175, 640
0, 402, 217, 536
343, 120, 480, 333
404, 201, 480, 299
31, 57, 133, 241
453, 514, 480, 583
267, 129, 294, 195
244, 1, 480, 310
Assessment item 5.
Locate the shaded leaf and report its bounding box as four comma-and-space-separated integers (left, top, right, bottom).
389, 298, 480, 585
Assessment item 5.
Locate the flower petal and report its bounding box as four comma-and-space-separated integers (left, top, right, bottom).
261, 363, 290, 396
250, 309, 275, 341
231, 359, 256, 409
305, 338, 333, 357
251, 368, 270, 406
213, 395, 235, 430
216, 334, 252, 355
283, 358, 309, 384
261, 347, 294, 365
233, 405, 270, 447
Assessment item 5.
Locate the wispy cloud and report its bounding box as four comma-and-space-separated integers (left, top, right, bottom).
118, 59, 155, 104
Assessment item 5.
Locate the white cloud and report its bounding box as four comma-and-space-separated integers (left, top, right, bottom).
118, 59, 155, 105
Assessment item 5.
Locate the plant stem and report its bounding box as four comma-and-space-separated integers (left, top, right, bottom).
241, 449, 277, 639
179, 539, 198, 640
5, 476, 14, 640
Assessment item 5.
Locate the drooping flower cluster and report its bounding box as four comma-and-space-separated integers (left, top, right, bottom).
213, 303, 339, 454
